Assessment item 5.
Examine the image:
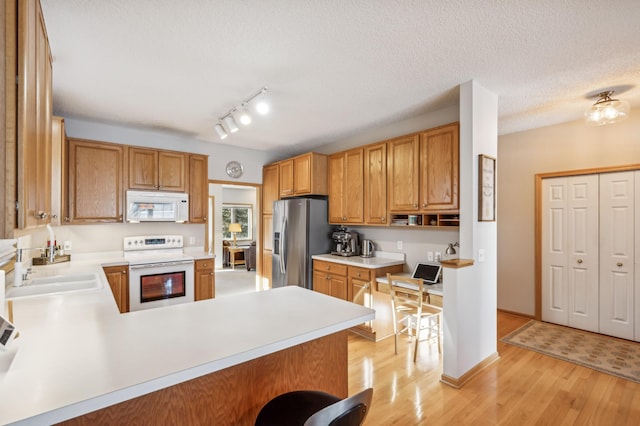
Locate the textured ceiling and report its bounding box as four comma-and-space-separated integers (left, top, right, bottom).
40, 0, 640, 154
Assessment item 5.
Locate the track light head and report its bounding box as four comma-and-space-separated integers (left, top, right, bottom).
214, 123, 228, 140
223, 115, 239, 133
237, 105, 252, 125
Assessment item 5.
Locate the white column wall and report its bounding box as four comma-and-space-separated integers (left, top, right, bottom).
443, 80, 498, 381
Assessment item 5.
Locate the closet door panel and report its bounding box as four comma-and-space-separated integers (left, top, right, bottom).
599, 171, 634, 340
542, 178, 569, 325
567, 175, 599, 332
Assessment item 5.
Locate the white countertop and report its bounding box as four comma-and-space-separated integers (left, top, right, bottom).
1, 257, 373, 425
312, 252, 405, 269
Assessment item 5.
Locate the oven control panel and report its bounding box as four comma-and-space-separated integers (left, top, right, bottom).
124, 235, 183, 251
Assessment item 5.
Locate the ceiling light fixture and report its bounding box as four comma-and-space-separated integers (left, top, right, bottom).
214, 86, 269, 140
223, 114, 239, 133
584, 90, 630, 126
237, 105, 252, 125
214, 123, 228, 139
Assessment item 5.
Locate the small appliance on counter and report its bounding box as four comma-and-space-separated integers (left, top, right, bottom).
360, 239, 375, 258
331, 227, 360, 257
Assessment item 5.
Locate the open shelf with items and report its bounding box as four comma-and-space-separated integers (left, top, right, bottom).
390, 212, 459, 228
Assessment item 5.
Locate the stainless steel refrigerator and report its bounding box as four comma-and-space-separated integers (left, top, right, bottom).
272, 198, 331, 289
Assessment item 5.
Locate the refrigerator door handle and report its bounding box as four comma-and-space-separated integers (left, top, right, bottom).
280, 216, 287, 274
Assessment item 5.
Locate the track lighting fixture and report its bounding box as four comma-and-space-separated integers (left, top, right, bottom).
223, 115, 239, 133
584, 90, 630, 126
214, 86, 269, 140
214, 123, 228, 139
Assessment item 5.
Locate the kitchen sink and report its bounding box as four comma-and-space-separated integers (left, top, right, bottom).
6, 272, 103, 299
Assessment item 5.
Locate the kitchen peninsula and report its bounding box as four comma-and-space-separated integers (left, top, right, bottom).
0, 261, 373, 425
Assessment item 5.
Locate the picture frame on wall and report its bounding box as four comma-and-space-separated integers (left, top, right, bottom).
478, 154, 496, 221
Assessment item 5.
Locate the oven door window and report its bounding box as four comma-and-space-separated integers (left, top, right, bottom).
140, 271, 186, 303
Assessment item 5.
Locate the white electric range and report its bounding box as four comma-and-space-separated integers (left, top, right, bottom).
124, 235, 195, 311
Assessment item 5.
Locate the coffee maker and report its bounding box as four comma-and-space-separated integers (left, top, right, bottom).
331, 227, 360, 257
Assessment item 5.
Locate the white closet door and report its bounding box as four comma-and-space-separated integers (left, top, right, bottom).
542, 178, 569, 325
599, 171, 635, 340
542, 176, 599, 330
566, 175, 599, 331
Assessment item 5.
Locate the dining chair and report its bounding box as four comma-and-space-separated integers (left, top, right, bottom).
387, 273, 442, 361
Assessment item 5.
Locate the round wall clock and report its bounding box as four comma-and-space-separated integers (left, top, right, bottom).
225, 161, 244, 178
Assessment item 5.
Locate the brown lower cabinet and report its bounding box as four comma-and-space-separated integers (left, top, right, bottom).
103, 265, 129, 313
194, 258, 215, 301
312, 259, 402, 340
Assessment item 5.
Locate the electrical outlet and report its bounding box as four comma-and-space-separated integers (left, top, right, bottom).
189, 236, 196, 245
397, 240, 403, 250
435, 252, 442, 262
63, 241, 72, 251
427, 251, 434, 261
478, 249, 485, 262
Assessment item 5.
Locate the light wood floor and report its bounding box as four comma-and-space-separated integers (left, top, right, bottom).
348, 311, 640, 425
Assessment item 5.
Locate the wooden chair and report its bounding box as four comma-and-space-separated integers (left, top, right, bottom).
387, 273, 442, 361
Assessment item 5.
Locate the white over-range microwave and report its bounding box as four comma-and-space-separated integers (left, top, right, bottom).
125, 190, 189, 222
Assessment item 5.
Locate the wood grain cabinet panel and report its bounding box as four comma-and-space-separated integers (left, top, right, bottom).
67, 138, 126, 223
278, 159, 294, 197
419, 123, 459, 210
387, 134, 420, 212
103, 265, 129, 313
16, 0, 53, 229
195, 259, 215, 301
313, 260, 348, 301
279, 153, 327, 198
329, 149, 363, 224
188, 154, 208, 223
128, 147, 186, 192
262, 163, 279, 215
388, 123, 459, 213
364, 142, 387, 224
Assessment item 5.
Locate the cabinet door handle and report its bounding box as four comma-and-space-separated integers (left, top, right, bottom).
413, 204, 418, 208
422, 203, 428, 208
121, 270, 127, 274
381, 217, 385, 221
617, 262, 623, 267
577, 259, 583, 264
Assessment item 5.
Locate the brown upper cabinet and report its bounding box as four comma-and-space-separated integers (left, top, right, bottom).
328, 148, 364, 224
279, 153, 327, 198
388, 122, 459, 212
262, 164, 279, 215
67, 138, 127, 223
188, 154, 208, 223
128, 147, 187, 192
363, 142, 387, 225
419, 122, 459, 210
14, 0, 53, 229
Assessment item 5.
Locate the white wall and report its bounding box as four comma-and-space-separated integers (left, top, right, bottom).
442, 80, 498, 381
498, 113, 640, 316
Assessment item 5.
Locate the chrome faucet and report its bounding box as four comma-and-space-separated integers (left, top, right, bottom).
14, 247, 43, 287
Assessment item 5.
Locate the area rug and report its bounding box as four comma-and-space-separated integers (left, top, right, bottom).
501, 320, 640, 384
